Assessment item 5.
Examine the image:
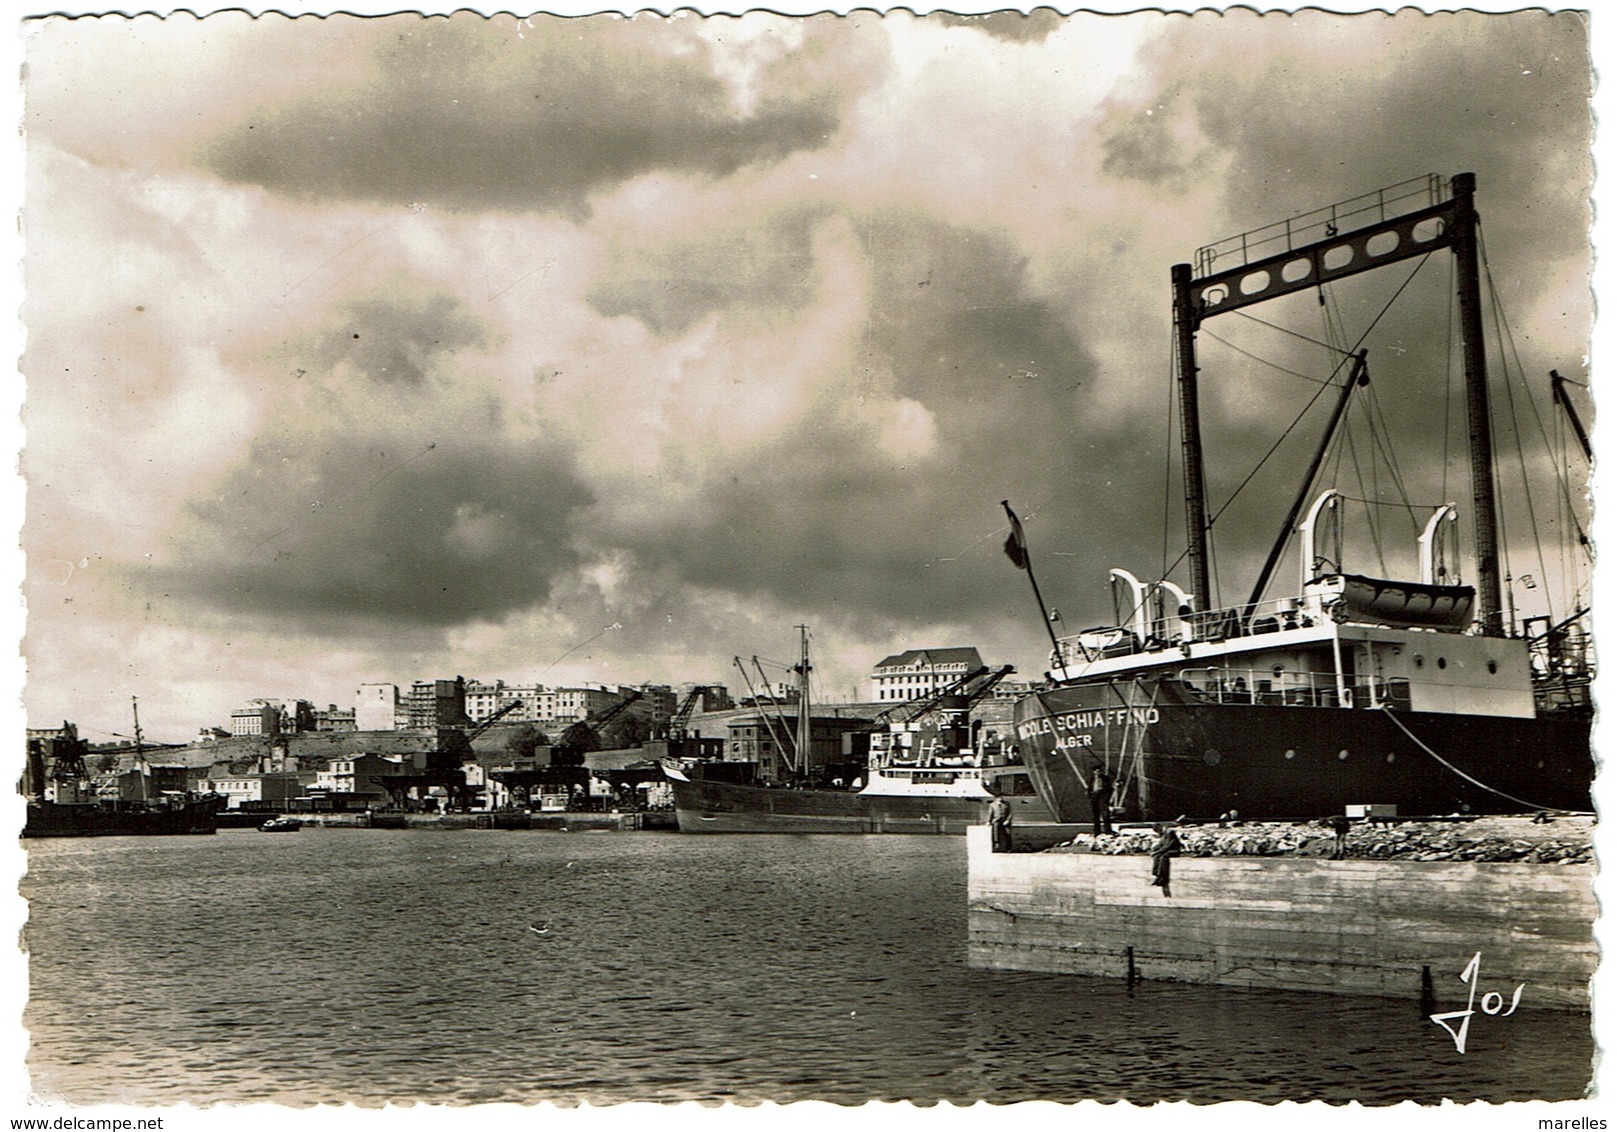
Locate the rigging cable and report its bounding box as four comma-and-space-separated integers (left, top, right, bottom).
1199, 328, 1334, 385
1229, 308, 1358, 358
1318, 278, 1392, 573
1479, 229, 1590, 626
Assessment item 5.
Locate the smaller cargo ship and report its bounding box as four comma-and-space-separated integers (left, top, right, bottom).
667, 632, 1053, 833
22, 704, 221, 839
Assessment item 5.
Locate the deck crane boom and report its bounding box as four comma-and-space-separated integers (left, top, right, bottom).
666, 689, 702, 741
465, 698, 524, 743
1550, 369, 1593, 463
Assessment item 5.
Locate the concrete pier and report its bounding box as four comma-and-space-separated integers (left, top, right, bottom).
966, 824, 1595, 1009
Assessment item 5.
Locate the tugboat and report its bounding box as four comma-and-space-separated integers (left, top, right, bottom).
666, 629, 1053, 833
1008, 174, 1593, 825
22, 701, 222, 838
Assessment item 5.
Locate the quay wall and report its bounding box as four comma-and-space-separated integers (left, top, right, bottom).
966, 825, 1596, 1009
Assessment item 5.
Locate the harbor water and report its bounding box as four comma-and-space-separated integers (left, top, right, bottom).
21, 829, 1595, 1106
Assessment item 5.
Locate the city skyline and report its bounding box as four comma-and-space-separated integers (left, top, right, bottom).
20, 8, 1594, 749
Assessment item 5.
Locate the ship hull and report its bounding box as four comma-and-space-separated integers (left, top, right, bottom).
669, 776, 1052, 834
23, 799, 221, 838
1015, 680, 1592, 824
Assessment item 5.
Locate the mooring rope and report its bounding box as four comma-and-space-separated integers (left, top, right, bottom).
1379, 706, 1589, 815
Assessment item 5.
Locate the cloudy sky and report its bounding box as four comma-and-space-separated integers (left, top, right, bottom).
18, 7, 1594, 743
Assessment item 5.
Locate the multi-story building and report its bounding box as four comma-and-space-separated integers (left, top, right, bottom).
407, 678, 471, 731
868, 647, 986, 703
536, 685, 626, 731
230, 701, 282, 737
227, 698, 320, 736
464, 681, 544, 723
282, 700, 317, 734
355, 684, 400, 731
315, 753, 407, 805
313, 705, 357, 732
197, 769, 305, 811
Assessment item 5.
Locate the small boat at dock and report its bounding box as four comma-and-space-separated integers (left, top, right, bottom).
667, 631, 1053, 833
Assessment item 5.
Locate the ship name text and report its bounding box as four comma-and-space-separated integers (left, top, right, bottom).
1016, 707, 1160, 748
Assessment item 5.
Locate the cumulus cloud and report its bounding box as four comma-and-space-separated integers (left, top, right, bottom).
19, 10, 1593, 739
198, 16, 844, 217
135, 291, 593, 631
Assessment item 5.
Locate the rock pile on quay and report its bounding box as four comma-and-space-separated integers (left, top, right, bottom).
1047, 815, 1594, 864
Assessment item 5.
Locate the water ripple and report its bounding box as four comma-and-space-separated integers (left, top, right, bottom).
22, 829, 1594, 1106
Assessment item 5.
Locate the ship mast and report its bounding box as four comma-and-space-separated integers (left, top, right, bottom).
132, 694, 148, 803
793, 625, 812, 780
1171, 172, 1505, 635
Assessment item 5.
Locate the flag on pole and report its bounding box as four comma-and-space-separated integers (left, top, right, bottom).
1000, 500, 1029, 570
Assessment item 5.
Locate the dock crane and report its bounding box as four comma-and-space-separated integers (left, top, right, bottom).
464, 698, 524, 744
666, 688, 702, 741
372, 698, 528, 814
868, 665, 1016, 769
489, 689, 644, 811
873, 665, 998, 726
556, 688, 644, 754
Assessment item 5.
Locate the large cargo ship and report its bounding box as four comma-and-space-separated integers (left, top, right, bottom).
1008, 173, 1593, 825
667, 637, 1054, 833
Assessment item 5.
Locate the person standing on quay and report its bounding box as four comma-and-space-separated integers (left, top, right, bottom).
987, 795, 1013, 853
1088, 767, 1114, 836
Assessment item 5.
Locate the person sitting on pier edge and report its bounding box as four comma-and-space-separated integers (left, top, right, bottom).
987, 795, 1013, 853
1087, 767, 1114, 836
1149, 822, 1182, 897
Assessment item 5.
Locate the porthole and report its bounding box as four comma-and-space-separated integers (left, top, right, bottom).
1487, 660, 1498, 675
1271, 663, 1285, 677
1337, 749, 1350, 761
1284, 749, 1297, 760
1437, 657, 1447, 670
1204, 749, 1221, 766
1386, 752, 1396, 764
1414, 655, 1424, 668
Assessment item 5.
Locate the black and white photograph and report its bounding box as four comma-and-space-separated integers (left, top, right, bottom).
9, 1, 1606, 1123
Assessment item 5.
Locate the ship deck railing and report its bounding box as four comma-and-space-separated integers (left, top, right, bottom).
1174, 667, 1410, 711
1054, 595, 1321, 666
1192, 174, 1445, 276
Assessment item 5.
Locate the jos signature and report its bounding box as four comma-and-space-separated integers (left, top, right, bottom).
1429, 952, 1524, 1053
